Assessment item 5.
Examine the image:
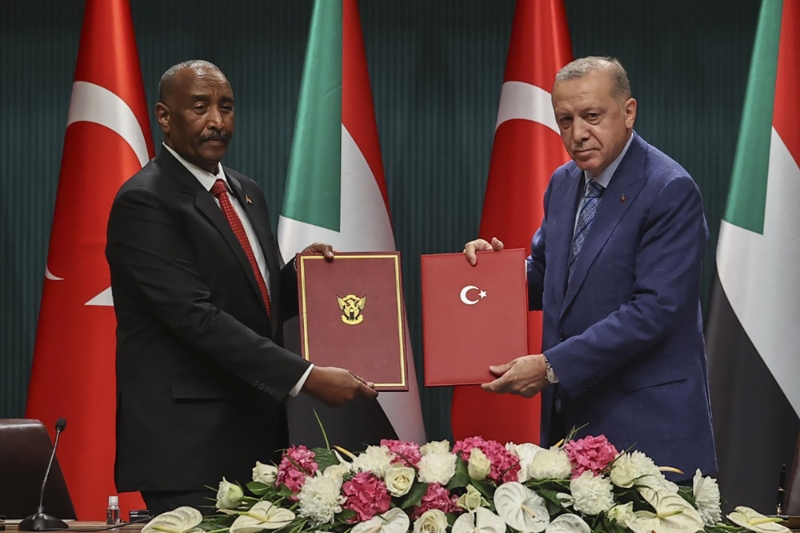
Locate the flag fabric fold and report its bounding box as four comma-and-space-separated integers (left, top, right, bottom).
279, 0, 425, 447
707, 0, 800, 514
25, 0, 153, 519
450, 0, 572, 445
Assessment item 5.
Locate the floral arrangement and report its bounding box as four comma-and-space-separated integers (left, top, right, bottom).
142, 431, 790, 533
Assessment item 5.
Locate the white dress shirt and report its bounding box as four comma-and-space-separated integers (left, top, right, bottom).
164, 144, 312, 396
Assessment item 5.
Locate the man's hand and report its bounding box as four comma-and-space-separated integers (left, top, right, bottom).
463, 237, 504, 266
302, 366, 378, 407
481, 354, 548, 398
302, 242, 335, 261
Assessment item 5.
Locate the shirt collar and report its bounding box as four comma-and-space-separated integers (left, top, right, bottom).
163, 143, 228, 193
583, 132, 634, 189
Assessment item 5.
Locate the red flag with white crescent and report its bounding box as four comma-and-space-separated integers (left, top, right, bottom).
451, 0, 572, 444
26, 0, 153, 519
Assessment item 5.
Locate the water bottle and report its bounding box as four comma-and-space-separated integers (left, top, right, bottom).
106, 495, 121, 525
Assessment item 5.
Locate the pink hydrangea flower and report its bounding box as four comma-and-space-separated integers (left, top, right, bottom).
276, 445, 318, 494
453, 436, 521, 483
564, 435, 619, 478
343, 472, 391, 522
411, 483, 458, 519
380, 439, 422, 466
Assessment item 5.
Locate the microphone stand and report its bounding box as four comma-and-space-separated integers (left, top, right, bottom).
19, 420, 69, 531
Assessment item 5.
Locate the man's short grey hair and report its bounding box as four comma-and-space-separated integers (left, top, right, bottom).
555, 56, 631, 101
158, 59, 223, 103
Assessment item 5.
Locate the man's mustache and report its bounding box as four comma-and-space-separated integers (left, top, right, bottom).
200, 131, 228, 143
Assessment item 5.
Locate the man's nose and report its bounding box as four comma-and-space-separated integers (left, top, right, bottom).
572, 119, 590, 143
206, 106, 223, 128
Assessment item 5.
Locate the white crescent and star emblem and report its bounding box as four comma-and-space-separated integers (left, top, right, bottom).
459, 285, 488, 305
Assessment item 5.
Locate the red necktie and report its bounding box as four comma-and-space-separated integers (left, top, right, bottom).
210, 179, 272, 316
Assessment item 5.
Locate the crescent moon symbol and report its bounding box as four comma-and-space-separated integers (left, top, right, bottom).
460, 285, 480, 305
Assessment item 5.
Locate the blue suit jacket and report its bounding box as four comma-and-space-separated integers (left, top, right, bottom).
527, 133, 717, 477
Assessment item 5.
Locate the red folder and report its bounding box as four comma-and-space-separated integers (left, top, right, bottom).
421, 249, 528, 386
296, 252, 409, 391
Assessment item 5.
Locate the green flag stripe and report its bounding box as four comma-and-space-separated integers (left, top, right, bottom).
724, 0, 782, 234
282, 0, 342, 231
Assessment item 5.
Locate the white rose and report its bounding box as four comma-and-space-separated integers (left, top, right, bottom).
569, 471, 614, 516
352, 445, 394, 478
252, 461, 278, 485
468, 448, 491, 481
528, 447, 572, 480
384, 464, 416, 497
693, 469, 722, 526
457, 484, 489, 512
420, 440, 450, 455
506, 443, 542, 483
418, 452, 457, 485
413, 509, 448, 533
216, 477, 244, 510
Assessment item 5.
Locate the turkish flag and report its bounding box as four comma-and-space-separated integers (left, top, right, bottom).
450, 0, 572, 445
25, 0, 153, 519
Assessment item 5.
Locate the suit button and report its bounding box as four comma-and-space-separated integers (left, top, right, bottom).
554, 398, 562, 413
558, 332, 567, 341
269, 390, 276, 397
258, 383, 265, 390
252, 380, 259, 388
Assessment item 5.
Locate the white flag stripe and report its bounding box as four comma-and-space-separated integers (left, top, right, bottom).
717, 127, 800, 416
279, 124, 425, 443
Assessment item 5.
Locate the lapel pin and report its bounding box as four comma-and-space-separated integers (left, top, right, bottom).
620, 194, 626, 202
245, 194, 253, 204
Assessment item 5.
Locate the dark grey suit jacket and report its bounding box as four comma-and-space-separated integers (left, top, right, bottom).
107, 148, 310, 492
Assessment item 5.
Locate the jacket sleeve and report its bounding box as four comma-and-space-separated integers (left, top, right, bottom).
526, 176, 553, 311
106, 186, 310, 400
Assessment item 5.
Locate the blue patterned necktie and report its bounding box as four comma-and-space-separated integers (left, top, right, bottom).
568, 179, 604, 283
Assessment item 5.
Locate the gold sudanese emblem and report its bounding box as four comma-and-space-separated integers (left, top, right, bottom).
337, 294, 366, 325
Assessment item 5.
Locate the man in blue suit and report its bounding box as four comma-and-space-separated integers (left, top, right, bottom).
465, 56, 716, 478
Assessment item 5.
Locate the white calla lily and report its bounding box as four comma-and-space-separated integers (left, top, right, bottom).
142, 507, 202, 533
627, 487, 704, 533
452, 507, 507, 533
230, 501, 296, 533
494, 482, 550, 532
544, 514, 590, 533
351, 508, 410, 533
728, 506, 790, 533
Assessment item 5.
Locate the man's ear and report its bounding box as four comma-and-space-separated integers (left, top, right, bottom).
154, 102, 170, 134
624, 98, 637, 130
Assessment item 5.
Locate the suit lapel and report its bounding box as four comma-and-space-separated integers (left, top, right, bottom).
155, 149, 270, 321
226, 173, 280, 333
549, 167, 585, 308
560, 134, 649, 318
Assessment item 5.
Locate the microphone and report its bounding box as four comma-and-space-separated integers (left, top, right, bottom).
19, 418, 70, 531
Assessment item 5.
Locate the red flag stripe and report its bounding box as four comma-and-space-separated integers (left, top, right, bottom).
773, 0, 800, 166
341, 0, 392, 217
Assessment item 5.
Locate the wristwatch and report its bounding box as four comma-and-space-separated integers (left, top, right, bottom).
543, 355, 559, 384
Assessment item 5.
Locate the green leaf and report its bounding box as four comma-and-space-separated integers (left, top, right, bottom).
312, 448, 340, 472
397, 482, 430, 509
246, 481, 270, 497
446, 458, 470, 490
337, 509, 357, 521
278, 484, 295, 498
537, 489, 564, 508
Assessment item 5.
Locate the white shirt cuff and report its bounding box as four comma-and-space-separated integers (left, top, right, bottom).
289, 364, 314, 397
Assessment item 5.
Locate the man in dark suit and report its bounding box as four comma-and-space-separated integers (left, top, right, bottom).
465, 57, 716, 478
106, 60, 377, 515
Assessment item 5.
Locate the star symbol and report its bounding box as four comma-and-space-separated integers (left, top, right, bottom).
479, 290, 488, 298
